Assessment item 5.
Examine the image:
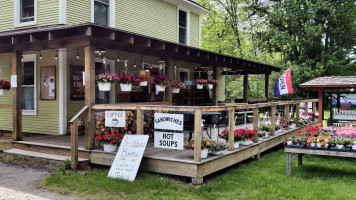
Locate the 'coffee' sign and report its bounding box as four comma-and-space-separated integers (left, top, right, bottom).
105, 111, 126, 127
154, 113, 183, 131
154, 132, 184, 150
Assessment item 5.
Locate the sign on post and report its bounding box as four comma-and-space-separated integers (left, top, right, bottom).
108, 135, 149, 182
154, 113, 183, 131
154, 132, 184, 150
105, 111, 126, 127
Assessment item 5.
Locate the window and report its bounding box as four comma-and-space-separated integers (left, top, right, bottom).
178, 10, 188, 44
21, 55, 36, 115
94, 0, 109, 26
15, 0, 37, 27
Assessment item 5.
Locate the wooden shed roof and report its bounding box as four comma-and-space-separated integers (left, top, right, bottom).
299, 76, 356, 88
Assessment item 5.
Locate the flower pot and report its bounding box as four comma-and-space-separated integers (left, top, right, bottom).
234, 141, 240, 149
103, 144, 117, 152
0, 89, 5, 96
196, 84, 203, 89
172, 88, 180, 93
263, 133, 269, 138
310, 143, 315, 147
211, 151, 222, 155
201, 149, 209, 158
258, 138, 263, 141
208, 84, 213, 90
286, 141, 292, 145
120, 83, 132, 92
316, 143, 321, 148
336, 144, 343, 149
324, 144, 329, 148
241, 140, 252, 146
98, 82, 111, 91
352, 145, 356, 150
139, 81, 148, 86
155, 84, 166, 92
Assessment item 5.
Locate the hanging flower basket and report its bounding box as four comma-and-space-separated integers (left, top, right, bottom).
103, 144, 117, 152
139, 81, 148, 86
172, 88, 180, 93
194, 79, 207, 89
196, 84, 204, 89
120, 83, 132, 92
0, 79, 11, 96
155, 84, 166, 92
98, 82, 111, 91
208, 84, 214, 90
207, 79, 218, 90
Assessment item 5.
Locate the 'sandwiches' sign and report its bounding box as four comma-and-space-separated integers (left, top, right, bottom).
154, 113, 183, 131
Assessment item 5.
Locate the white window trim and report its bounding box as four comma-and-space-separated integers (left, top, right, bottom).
59, 0, 66, 24
177, 6, 190, 46
95, 58, 115, 104
198, 14, 201, 48
178, 68, 190, 81
91, 0, 115, 28
14, 0, 37, 28
22, 54, 37, 116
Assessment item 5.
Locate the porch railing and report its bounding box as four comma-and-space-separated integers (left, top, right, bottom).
70, 99, 318, 168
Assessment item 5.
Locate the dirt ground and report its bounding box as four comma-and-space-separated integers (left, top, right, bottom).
0, 162, 80, 200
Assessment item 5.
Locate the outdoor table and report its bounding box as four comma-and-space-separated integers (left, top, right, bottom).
284, 146, 356, 175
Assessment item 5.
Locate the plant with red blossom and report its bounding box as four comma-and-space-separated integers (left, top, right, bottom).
0, 80, 11, 90
116, 74, 139, 84
194, 79, 208, 86
219, 129, 244, 142
153, 75, 170, 87
137, 74, 153, 83
95, 131, 122, 145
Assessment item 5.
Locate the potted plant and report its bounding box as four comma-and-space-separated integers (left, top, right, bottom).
95, 73, 115, 91
258, 131, 267, 141
297, 136, 306, 147
236, 128, 256, 146
137, 74, 153, 86
116, 74, 139, 92
352, 141, 356, 151
194, 79, 207, 89
219, 129, 244, 149
275, 124, 281, 134
0, 79, 11, 95
210, 138, 228, 155
154, 75, 170, 92
207, 79, 218, 90
283, 136, 292, 146
185, 138, 213, 159
95, 132, 121, 152
343, 138, 352, 150
171, 80, 186, 93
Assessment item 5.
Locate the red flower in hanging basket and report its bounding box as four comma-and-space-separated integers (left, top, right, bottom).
0, 80, 11, 90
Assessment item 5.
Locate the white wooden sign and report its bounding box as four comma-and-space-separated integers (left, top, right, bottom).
10, 75, 17, 88
108, 135, 149, 182
105, 111, 126, 127
154, 113, 183, 131
154, 132, 184, 150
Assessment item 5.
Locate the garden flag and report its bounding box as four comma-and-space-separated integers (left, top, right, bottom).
274, 68, 293, 97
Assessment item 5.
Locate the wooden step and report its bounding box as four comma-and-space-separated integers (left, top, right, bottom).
12, 141, 90, 159
4, 148, 89, 162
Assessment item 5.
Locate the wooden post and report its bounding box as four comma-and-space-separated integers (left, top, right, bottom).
271, 105, 276, 136
304, 102, 308, 115
265, 74, 269, 99
296, 103, 300, 127
253, 107, 258, 143
71, 120, 79, 170
312, 102, 316, 115
298, 154, 303, 166
12, 51, 22, 141
318, 87, 323, 125
84, 46, 95, 149
228, 108, 235, 151
286, 152, 292, 175
136, 107, 144, 135
243, 74, 248, 103
165, 59, 173, 105
285, 105, 290, 130
212, 66, 218, 106
194, 109, 202, 162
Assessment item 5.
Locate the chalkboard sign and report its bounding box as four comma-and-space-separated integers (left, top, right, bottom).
70, 65, 85, 100
108, 135, 149, 182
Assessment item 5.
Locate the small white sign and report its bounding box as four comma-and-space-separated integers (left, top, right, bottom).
154, 113, 183, 131
10, 75, 17, 88
108, 135, 149, 182
82, 71, 85, 86
154, 132, 184, 150
105, 111, 126, 127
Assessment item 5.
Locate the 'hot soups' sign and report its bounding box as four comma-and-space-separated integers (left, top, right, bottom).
154, 132, 184, 150
108, 135, 149, 182
154, 113, 183, 131
105, 111, 126, 127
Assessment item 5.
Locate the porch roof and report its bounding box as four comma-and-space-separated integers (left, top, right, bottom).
299, 76, 356, 88
0, 23, 280, 75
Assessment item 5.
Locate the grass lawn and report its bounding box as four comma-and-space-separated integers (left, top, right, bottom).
44, 149, 356, 200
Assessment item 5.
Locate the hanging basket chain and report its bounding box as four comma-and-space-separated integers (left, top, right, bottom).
100, 57, 110, 75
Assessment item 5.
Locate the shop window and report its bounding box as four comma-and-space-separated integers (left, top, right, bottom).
21, 55, 36, 115
178, 9, 189, 45
94, 0, 110, 26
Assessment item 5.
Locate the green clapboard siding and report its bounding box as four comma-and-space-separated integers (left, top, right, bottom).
0, 0, 59, 32
0, 51, 59, 135
66, 0, 91, 25
190, 13, 200, 48
116, 0, 177, 43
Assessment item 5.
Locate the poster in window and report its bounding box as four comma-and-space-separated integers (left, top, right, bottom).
40, 66, 56, 100
70, 65, 85, 100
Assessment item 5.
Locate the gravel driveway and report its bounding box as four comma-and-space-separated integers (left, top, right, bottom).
0, 162, 80, 200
